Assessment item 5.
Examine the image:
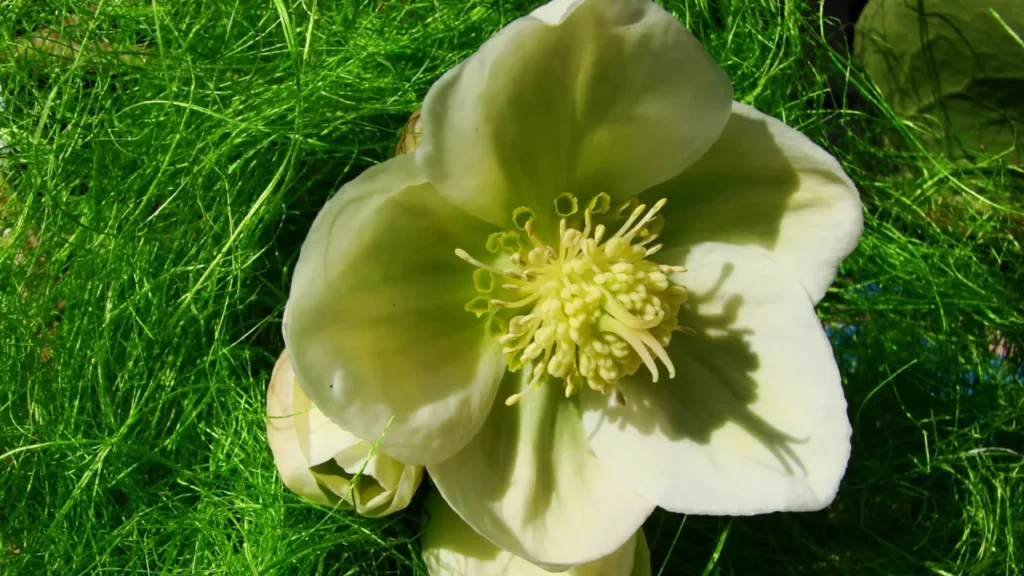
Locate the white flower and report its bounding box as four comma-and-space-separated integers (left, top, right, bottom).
422, 490, 649, 576
265, 350, 423, 517
283, 0, 862, 568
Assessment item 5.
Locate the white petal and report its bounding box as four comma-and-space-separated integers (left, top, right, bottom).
416, 0, 732, 228
530, 0, 586, 25
428, 370, 655, 569
284, 155, 506, 465
266, 350, 334, 507
422, 490, 647, 576
581, 243, 851, 514
646, 102, 863, 303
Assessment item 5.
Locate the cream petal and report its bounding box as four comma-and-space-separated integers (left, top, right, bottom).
428, 369, 655, 569
422, 490, 647, 576
266, 350, 334, 507
363, 463, 423, 518
416, 0, 732, 229
645, 102, 862, 303
581, 242, 852, 514
331, 441, 375, 478
353, 448, 402, 492
284, 155, 506, 465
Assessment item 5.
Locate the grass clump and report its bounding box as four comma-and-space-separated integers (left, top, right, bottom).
1, 0, 1021, 574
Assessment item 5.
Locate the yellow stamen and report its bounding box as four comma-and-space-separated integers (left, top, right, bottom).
457, 195, 688, 401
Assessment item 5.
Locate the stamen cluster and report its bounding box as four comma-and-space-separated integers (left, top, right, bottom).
457, 194, 689, 405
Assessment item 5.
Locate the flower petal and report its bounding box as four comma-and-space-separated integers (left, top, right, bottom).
428, 369, 655, 569
364, 463, 423, 518
581, 242, 851, 515
644, 102, 863, 303
416, 0, 732, 228
284, 154, 505, 465
422, 489, 648, 576
266, 350, 334, 507
630, 529, 651, 576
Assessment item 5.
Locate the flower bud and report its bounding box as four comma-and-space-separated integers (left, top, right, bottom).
266, 349, 423, 517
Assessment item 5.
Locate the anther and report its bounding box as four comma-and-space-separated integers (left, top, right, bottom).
620, 199, 668, 241
611, 204, 647, 240
456, 248, 520, 278
491, 293, 542, 309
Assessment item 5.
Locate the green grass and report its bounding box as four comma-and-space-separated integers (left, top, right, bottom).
1, 0, 1021, 574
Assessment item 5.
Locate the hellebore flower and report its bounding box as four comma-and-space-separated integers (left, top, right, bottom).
422, 490, 649, 576
283, 0, 862, 568
266, 350, 423, 517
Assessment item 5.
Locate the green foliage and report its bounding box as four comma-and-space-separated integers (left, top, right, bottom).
856, 0, 1024, 165
1, 0, 1021, 574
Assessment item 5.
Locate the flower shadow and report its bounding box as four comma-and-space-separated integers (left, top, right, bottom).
473, 261, 808, 539
597, 261, 806, 479
640, 103, 804, 258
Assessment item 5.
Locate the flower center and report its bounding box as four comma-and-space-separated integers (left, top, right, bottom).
456, 193, 689, 405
